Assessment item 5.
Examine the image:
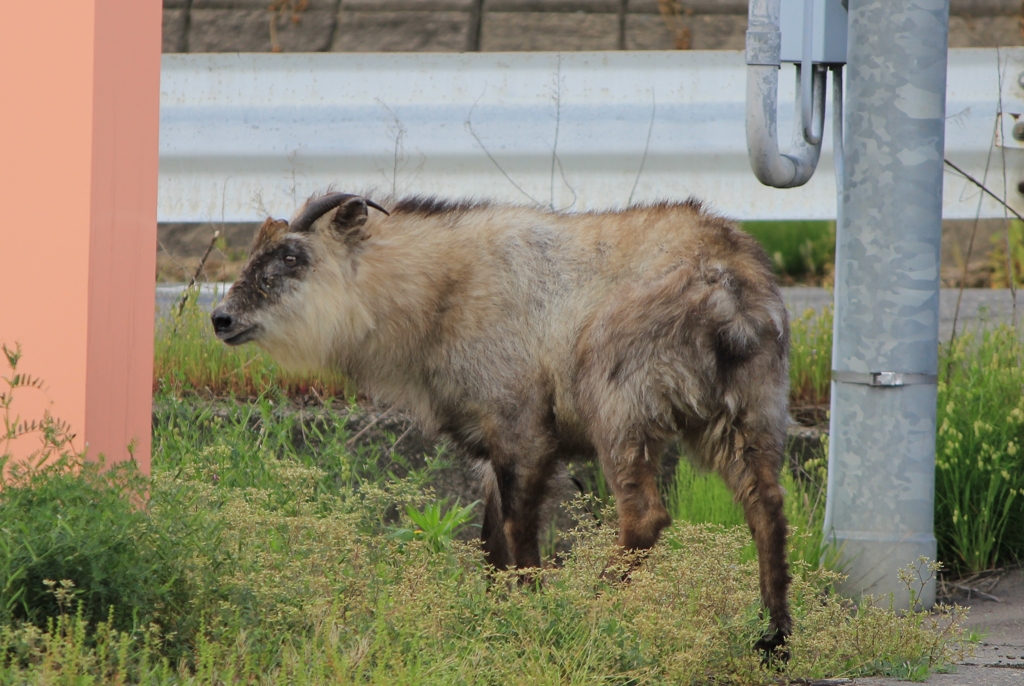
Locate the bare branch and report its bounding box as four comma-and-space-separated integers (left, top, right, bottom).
946, 581, 1003, 603
943, 159, 1024, 224
544, 57, 578, 211
251, 187, 271, 220
550, 57, 562, 211
375, 100, 424, 198
376, 100, 408, 198
947, 117, 997, 357
554, 154, 578, 211
287, 149, 305, 207
465, 96, 541, 206
174, 230, 222, 319
388, 424, 415, 457
996, 47, 1018, 325
346, 407, 395, 448
628, 89, 657, 207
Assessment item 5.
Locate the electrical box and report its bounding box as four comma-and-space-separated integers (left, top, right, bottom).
779, 0, 848, 65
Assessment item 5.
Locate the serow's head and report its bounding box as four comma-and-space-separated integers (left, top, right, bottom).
210, 192, 389, 360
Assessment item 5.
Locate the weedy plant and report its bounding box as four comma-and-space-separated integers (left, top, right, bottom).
937, 324, 1024, 573
1, 343, 76, 475
0, 307, 991, 684
390, 500, 481, 553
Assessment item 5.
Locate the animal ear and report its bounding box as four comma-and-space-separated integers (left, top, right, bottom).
331, 197, 369, 244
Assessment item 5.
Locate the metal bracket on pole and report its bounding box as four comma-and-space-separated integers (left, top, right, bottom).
784, 0, 849, 145
745, 0, 846, 189
832, 371, 939, 387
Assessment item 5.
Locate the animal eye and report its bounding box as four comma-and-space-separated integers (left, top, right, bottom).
283, 255, 298, 266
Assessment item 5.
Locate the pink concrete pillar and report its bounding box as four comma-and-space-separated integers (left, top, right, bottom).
0, 0, 162, 472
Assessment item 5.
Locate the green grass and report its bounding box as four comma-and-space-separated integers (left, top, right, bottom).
787, 305, 1024, 573
667, 459, 746, 529
743, 221, 835, 283
0, 457, 974, 684
0, 347, 977, 684
0, 455, 189, 638
989, 220, 1024, 288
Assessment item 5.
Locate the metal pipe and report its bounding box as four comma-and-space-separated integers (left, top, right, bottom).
823, 0, 949, 610
800, 0, 823, 145
793, 65, 827, 170
830, 65, 843, 190
830, 62, 844, 375
745, 0, 826, 187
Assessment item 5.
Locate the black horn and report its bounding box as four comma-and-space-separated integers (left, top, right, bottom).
290, 193, 390, 233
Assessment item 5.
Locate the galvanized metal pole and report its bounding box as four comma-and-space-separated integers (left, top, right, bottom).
823, 0, 950, 609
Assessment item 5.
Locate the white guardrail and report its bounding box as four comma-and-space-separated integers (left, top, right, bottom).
159, 48, 1024, 223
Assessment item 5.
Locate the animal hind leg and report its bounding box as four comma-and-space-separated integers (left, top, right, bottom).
722, 432, 792, 653
599, 440, 672, 552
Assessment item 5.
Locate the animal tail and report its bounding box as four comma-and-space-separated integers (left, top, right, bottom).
701, 264, 788, 359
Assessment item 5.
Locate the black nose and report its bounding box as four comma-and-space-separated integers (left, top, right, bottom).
210, 307, 233, 334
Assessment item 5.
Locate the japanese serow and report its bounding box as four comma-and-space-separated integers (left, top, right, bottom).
211, 192, 793, 653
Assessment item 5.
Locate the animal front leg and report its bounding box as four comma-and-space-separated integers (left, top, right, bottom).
479, 461, 512, 569
479, 458, 553, 570
500, 460, 556, 570
474, 402, 561, 571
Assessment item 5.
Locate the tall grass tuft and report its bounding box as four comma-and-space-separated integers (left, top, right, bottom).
667, 458, 746, 528
666, 443, 839, 573
153, 287, 350, 398
789, 304, 833, 408
936, 324, 1024, 573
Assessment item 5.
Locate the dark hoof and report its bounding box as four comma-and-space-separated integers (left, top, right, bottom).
754, 630, 790, 666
